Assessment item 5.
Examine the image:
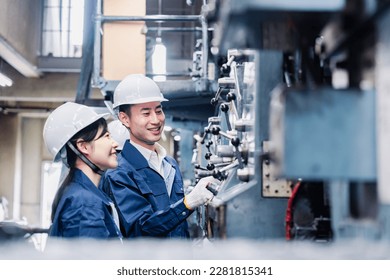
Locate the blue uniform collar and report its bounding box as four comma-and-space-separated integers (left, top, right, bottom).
121, 141, 151, 170
73, 168, 112, 205
121, 141, 179, 173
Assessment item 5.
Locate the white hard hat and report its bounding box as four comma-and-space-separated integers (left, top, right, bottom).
43, 102, 109, 162
108, 120, 129, 151
113, 74, 168, 109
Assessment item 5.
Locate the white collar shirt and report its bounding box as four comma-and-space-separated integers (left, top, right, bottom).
130, 140, 166, 176
130, 140, 175, 196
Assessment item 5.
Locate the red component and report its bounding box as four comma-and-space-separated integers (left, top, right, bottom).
285, 181, 302, 240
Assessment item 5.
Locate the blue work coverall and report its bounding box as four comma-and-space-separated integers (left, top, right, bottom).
49, 169, 122, 239
102, 141, 192, 238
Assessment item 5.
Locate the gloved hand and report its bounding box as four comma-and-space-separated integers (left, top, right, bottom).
184, 176, 221, 210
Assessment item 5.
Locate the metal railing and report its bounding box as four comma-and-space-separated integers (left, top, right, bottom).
92, 0, 209, 89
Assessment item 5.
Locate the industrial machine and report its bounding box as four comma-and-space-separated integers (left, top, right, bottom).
83, 0, 390, 243
188, 0, 390, 242
191, 48, 332, 241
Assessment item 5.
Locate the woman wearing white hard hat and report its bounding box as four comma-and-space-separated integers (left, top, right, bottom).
43, 102, 122, 239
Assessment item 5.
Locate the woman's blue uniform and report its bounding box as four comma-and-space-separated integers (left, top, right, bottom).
49, 169, 122, 239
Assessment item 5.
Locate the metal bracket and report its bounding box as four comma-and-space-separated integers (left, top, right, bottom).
262, 141, 292, 198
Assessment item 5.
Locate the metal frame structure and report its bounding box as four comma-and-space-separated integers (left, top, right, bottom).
76, 0, 216, 121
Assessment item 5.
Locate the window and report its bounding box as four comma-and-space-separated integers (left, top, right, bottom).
40, 161, 61, 229
37, 161, 61, 251
41, 0, 85, 58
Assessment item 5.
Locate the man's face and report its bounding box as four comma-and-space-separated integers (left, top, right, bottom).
121, 101, 165, 150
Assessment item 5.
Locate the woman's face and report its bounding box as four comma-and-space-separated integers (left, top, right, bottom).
87, 127, 119, 170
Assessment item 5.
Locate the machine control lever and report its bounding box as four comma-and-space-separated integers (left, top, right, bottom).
220, 103, 232, 131
210, 125, 244, 168
195, 164, 208, 171
206, 183, 219, 196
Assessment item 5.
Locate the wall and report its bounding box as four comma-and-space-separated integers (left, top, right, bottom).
0, 112, 50, 226
0, 0, 41, 65
0, 114, 18, 219
102, 0, 146, 80
0, 61, 101, 110
19, 117, 45, 225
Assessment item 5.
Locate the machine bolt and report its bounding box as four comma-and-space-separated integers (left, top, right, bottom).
231, 137, 240, 147
227, 92, 236, 101
207, 163, 215, 170
211, 126, 221, 135
220, 103, 229, 112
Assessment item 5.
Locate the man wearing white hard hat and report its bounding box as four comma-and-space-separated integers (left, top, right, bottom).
102, 74, 219, 238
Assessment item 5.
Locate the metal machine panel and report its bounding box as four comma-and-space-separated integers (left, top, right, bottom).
271, 87, 376, 180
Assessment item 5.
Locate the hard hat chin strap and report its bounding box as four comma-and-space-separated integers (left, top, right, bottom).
66, 142, 104, 175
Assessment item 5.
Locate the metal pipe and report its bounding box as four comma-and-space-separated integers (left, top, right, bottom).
157, 0, 162, 37
219, 160, 239, 173
232, 63, 242, 101
146, 72, 191, 77
93, 0, 102, 87
200, 12, 208, 80
219, 130, 234, 140
146, 27, 203, 33
97, 14, 200, 22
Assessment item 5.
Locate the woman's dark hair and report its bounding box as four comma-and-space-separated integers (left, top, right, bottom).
51, 118, 108, 221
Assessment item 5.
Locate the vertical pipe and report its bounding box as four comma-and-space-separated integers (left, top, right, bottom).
158, 0, 162, 38
59, 0, 63, 56
376, 7, 390, 204
200, 7, 208, 81
76, 0, 97, 102
12, 116, 22, 219
67, 0, 72, 57
375, 5, 390, 241
93, 0, 102, 86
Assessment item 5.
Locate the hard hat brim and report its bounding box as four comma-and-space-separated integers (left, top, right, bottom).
113, 97, 168, 108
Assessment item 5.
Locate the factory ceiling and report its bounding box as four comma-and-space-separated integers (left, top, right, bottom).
0, 0, 217, 126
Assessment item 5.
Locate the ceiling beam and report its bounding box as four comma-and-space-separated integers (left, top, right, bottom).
0, 36, 42, 78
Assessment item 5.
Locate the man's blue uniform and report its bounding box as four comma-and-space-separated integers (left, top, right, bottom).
102, 141, 192, 238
